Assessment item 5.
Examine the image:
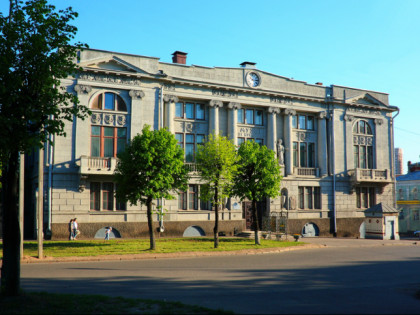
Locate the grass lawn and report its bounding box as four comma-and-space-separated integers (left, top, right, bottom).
0, 237, 303, 259
0, 291, 233, 314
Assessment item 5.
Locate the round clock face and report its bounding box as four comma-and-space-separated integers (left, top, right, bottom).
246, 72, 260, 87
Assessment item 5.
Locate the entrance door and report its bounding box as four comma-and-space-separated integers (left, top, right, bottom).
386, 219, 395, 240
242, 201, 266, 230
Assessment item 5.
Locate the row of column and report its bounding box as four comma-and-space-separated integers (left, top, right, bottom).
164, 96, 329, 177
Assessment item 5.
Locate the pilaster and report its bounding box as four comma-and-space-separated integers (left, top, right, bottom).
227, 102, 241, 145
163, 95, 179, 133
283, 108, 296, 176
209, 100, 223, 135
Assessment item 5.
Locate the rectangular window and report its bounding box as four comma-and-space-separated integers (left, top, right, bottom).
356, 187, 376, 208
91, 126, 127, 158
299, 186, 321, 209
413, 210, 420, 221
293, 142, 298, 167
91, 126, 101, 157
354, 145, 359, 168
178, 190, 187, 210
255, 110, 263, 125
175, 133, 184, 149
238, 137, 245, 146
196, 134, 205, 145
299, 115, 306, 130
196, 104, 205, 120
90, 182, 100, 210
238, 109, 244, 124
175, 102, 183, 118
117, 128, 127, 155
255, 138, 264, 145
292, 115, 298, 129
299, 142, 307, 167
307, 116, 314, 130
246, 109, 254, 125
308, 143, 315, 168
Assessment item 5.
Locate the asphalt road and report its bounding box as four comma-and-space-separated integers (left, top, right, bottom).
20, 239, 420, 314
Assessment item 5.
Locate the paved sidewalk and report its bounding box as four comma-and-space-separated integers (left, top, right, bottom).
300, 236, 420, 247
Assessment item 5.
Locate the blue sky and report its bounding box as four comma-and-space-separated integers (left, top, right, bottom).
2, 0, 420, 172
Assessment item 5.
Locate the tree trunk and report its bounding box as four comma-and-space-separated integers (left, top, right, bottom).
252, 199, 261, 245
146, 198, 155, 250
1, 150, 21, 296
213, 187, 219, 248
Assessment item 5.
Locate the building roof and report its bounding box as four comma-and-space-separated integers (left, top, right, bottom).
396, 170, 420, 182
364, 203, 399, 214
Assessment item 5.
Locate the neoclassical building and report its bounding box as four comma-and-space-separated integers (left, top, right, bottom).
25, 48, 399, 239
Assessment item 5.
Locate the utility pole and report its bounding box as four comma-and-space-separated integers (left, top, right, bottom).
37, 146, 44, 259
19, 153, 24, 259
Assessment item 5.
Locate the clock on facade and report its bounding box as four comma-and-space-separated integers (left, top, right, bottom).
246, 72, 260, 87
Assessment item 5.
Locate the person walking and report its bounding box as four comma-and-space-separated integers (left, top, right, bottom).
105, 227, 112, 240
69, 219, 74, 240
73, 218, 79, 240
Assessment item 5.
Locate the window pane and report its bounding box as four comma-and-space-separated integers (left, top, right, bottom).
186, 103, 194, 119
185, 143, 194, 162
361, 146, 367, 169
362, 187, 368, 208
300, 142, 307, 167
299, 115, 306, 129
104, 138, 114, 157
116, 95, 127, 111
104, 127, 114, 137
196, 134, 205, 144
175, 133, 183, 148
369, 187, 375, 208
238, 109, 244, 124
189, 185, 198, 210
359, 120, 366, 134
196, 104, 205, 120
92, 94, 102, 110
178, 191, 187, 210
102, 182, 113, 210
356, 188, 361, 208
117, 128, 126, 138
246, 109, 254, 124
91, 126, 101, 136
366, 123, 373, 135
91, 138, 100, 157
367, 146, 373, 169
298, 187, 304, 209
90, 182, 100, 210
354, 145, 359, 168
255, 110, 263, 125
117, 138, 126, 155
314, 187, 321, 209
292, 115, 297, 129
238, 138, 245, 146
186, 134, 194, 143
175, 102, 183, 118
305, 187, 312, 209
255, 138, 263, 145
104, 93, 115, 110
307, 116, 314, 130
308, 143, 315, 167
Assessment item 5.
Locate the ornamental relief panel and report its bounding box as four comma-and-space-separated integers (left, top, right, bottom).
79, 73, 141, 86
237, 127, 265, 138
90, 112, 128, 127
346, 107, 381, 117
174, 121, 208, 133
293, 131, 316, 142
353, 135, 373, 146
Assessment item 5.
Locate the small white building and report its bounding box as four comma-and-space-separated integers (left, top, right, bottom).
363, 203, 400, 240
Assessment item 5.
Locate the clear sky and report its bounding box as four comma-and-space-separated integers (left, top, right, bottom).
2, 0, 419, 172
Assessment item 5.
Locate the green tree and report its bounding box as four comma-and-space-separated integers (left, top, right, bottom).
232, 141, 282, 245
0, 0, 88, 296
195, 134, 238, 248
114, 125, 189, 250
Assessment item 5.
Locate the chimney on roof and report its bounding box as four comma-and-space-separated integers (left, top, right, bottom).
315, 82, 323, 86
172, 51, 187, 64
240, 61, 256, 69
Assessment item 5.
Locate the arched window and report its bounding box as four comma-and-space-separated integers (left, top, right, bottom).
91, 92, 127, 112
353, 119, 374, 169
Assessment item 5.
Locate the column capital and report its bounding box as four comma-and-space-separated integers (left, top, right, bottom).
209, 100, 223, 108
343, 114, 354, 122
129, 89, 145, 99
374, 118, 384, 125
283, 108, 296, 116
74, 84, 92, 94
268, 107, 281, 114
227, 102, 241, 110
318, 111, 328, 119
163, 94, 179, 103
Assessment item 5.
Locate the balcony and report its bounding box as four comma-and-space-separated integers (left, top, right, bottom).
349, 168, 391, 185
79, 156, 118, 175
184, 163, 199, 173
294, 167, 320, 177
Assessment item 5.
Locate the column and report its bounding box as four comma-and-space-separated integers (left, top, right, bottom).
283, 108, 296, 176
163, 95, 178, 133
318, 111, 329, 177
374, 118, 385, 169
267, 107, 280, 151
227, 102, 241, 145
343, 113, 354, 172
209, 100, 223, 135
74, 84, 92, 159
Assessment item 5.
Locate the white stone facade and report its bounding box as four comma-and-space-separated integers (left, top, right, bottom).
29, 49, 399, 239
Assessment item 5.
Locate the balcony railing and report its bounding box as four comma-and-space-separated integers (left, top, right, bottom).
349, 168, 390, 184
294, 167, 320, 177
184, 163, 199, 173
79, 156, 118, 175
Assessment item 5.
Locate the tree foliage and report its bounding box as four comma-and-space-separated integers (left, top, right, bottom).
0, 0, 88, 296
195, 133, 238, 248
232, 141, 282, 245
114, 125, 189, 250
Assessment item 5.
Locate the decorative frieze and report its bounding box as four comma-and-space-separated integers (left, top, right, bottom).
79, 73, 141, 86
174, 121, 208, 133
238, 127, 265, 138
353, 135, 373, 145
347, 107, 381, 116
129, 89, 145, 99
90, 112, 127, 127
74, 84, 92, 94
270, 96, 293, 105
209, 99, 223, 108
212, 89, 238, 98
294, 131, 316, 142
